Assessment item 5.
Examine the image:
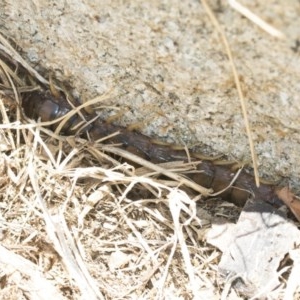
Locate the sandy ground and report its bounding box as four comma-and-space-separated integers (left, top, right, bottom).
1, 0, 300, 187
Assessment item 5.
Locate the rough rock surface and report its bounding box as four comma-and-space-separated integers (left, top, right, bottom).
1, 0, 300, 187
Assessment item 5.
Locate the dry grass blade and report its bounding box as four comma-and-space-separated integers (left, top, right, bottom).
102, 145, 212, 196
168, 190, 201, 297
0, 32, 48, 85
27, 129, 105, 300
228, 0, 285, 38
54, 92, 114, 135
201, 0, 260, 187
0, 244, 64, 300
0, 97, 16, 149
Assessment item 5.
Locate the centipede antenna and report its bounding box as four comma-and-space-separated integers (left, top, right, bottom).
75, 114, 99, 135
49, 75, 61, 99
183, 144, 192, 163
53, 92, 114, 135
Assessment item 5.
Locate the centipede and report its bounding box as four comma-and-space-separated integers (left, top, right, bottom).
21, 89, 285, 209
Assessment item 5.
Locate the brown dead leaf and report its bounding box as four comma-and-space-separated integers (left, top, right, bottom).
276, 187, 300, 222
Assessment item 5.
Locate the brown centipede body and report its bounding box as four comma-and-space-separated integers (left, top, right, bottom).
22, 89, 284, 208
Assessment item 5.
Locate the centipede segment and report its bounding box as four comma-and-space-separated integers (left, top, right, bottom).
21, 89, 285, 209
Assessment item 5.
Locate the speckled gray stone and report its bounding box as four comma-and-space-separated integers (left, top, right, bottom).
1, 0, 300, 188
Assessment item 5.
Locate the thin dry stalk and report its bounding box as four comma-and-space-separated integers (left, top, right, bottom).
228, 0, 285, 38
201, 0, 260, 187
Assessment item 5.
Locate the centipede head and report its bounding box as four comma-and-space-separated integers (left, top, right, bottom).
22, 90, 60, 121
21, 89, 91, 136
